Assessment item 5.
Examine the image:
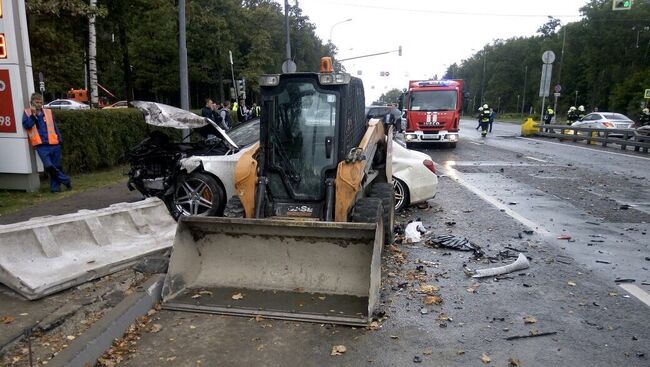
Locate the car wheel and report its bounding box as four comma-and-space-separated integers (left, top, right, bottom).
393, 178, 409, 211
170, 172, 224, 219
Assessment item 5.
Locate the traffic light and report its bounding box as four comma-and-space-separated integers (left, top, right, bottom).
236, 79, 246, 98
612, 0, 632, 10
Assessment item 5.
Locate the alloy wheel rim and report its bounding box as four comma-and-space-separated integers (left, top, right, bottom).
393, 180, 405, 210
174, 177, 214, 216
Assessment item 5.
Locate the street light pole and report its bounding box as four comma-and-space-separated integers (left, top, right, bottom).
574, 90, 578, 106
521, 65, 528, 118
329, 18, 352, 45
480, 52, 486, 105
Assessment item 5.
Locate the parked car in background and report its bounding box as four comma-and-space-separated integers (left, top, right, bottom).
571, 112, 635, 137
128, 102, 437, 219
43, 99, 90, 110
103, 100, 132, 109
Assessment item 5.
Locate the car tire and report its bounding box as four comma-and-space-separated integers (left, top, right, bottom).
169, 172, 224, 219
393, 177, 409, 212
223, 195, 245, 218
369, 183, 395, 245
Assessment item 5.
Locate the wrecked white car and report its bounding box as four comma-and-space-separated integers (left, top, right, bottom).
128, 102, 437, 219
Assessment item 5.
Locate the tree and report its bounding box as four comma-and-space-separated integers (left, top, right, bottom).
376, 89, 403, 105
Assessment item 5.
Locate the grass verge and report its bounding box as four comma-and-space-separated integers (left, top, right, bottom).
0, 165, 129, 217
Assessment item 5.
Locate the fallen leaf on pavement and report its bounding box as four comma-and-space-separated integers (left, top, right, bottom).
467, 281, 480, 293
166, 356, 176, 362
608, 292, 618, 297
419, 285, 440, 294
66, 335, 76, 341
523, 316, 537, 324
390, 335, 399, 339
508, 358, 522, 366
0, 316, 15, 324
257, 344, 265, 351
567, 281, 576, 287
254, 315, 264, 322
331, 345, 347, 356
232, 293, 244, 300
424, 295, 443, 305
368, 321, 380, 330
423, 349, 433, 355
457, 350, 465, 355
150, 324, 162, 333
481, 353, 491, 364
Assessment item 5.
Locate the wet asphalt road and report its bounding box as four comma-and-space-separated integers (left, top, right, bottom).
120, 119, 649, 367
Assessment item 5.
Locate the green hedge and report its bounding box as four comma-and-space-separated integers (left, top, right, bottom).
53, 109, 183, 175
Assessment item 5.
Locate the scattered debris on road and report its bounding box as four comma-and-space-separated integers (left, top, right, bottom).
473, 253, 530, 278
330, 345, 347, 356
426, 235, 484, 257
505, 331, 558, 341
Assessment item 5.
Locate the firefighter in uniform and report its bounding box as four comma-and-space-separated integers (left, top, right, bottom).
479, 104, 491, 137
567, 106, 579, 125
577, 105, 586, 120
476, 106, 484, 130
22, 93, 72, 193
638, 108, 650, 127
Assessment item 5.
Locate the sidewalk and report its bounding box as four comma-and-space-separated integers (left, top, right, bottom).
0, 182, 144, 225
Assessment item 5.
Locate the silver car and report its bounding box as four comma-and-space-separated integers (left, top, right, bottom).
571, 112, 634, 137
43, 99, 90, 110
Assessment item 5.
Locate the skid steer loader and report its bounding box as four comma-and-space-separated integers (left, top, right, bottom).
161, 58, 395, 326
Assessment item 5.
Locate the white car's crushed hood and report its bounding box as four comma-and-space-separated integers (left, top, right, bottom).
132, 101, 238, 150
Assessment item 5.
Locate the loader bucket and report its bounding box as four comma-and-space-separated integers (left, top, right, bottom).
162, 216, 383, 326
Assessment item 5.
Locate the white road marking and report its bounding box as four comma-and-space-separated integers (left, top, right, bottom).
525, 156, 547, 163
619, 284, 650, 308
439, 164, 550, 235
470, 141, 482, 146
519, 137, 650, 162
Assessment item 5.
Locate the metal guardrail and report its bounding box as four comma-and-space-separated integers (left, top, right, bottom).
535, 124, 650, 153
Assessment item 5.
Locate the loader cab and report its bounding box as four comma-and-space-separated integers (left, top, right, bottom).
258, 72, 366, 219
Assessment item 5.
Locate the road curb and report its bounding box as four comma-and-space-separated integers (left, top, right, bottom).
48, 274, 164, 367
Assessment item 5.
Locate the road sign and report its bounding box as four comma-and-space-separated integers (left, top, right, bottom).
554, 92, 561, 97
281, 59, 296, 73
554, 84, 561, 93
539, 63, 553, 97
645, 89, 650, 99
542, 50, 556, 64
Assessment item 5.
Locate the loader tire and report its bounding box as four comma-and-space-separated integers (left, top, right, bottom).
223, 195, 245, 218
351, 198, 384, 245
369, 183, 395, 245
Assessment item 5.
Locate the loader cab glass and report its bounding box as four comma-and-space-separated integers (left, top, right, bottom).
409, 90, 458, 112
266, 79, 338, 200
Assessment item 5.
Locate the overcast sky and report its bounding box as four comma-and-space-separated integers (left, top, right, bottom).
289, 0, 588, 103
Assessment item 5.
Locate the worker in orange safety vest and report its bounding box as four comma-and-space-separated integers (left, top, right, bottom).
22, 93, 72, 193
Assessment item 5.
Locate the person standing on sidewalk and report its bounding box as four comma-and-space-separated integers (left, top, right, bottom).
22, 93, 71, 193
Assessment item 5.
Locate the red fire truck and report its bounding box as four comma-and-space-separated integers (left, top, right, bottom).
401, 79, 464, 148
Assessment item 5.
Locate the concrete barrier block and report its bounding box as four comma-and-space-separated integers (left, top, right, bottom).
0, 198, 177, 300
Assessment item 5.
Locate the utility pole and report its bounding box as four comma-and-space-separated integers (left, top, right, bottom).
88, 0, 98, 107
178, 0, 190, 141
521, 65, 528, 118
480, 52, 486, 105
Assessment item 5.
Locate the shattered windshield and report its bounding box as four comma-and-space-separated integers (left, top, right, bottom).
227, 119, 260, 147
410, 91, 457, 111
269, 80, 337, 198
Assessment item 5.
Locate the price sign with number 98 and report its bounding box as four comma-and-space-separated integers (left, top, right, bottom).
0, 69, 17, 133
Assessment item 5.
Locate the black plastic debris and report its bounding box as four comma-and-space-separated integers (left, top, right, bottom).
413, 356, 423, 363
426, 235, 484, 257
620, 204, 631, 210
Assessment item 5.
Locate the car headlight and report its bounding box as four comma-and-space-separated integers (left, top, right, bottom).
405, 134, 417, 141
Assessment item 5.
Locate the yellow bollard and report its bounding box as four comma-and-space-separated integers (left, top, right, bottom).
520, 118, 539, 137
590, 131, 597, 145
